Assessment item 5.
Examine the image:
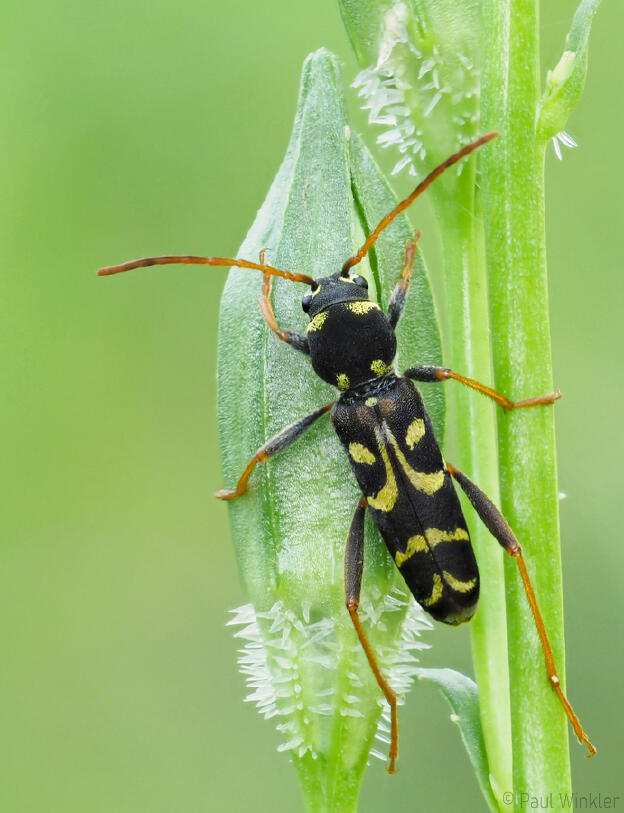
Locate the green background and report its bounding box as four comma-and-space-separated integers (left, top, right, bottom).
2, 1, 621, 811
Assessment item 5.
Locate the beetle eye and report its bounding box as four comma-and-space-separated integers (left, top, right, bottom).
352, 275, 368, 289
302, 284, 317, 313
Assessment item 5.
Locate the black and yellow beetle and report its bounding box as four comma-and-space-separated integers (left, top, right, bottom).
99, 132, 594, 771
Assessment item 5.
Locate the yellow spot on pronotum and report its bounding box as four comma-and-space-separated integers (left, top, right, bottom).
347, 301, 380, 315
365, 397, 378, 407
337, 373, 350, 390
367, 427, 398, 512
370, 359, 388, 376
443, 571, 477, 593
306, 311, 329, 333
405, 418, 425, 449
422, 573, 443, 607
395, 534, 427, 566
348, 442, 376, 465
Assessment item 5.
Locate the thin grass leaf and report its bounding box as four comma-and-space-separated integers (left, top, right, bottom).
415, 668, 499, 813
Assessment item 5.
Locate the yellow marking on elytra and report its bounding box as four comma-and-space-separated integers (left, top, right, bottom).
405, 418, 425, 449
307, 311, 329, 333
427, 527, 469, 546
337, 373, 350, 390
365, 397, 378, 407
366, 427, 398, 512
443, 571, 477, 593
395, 527, 470, 566
386, 427, 444, 495
395, 535, 427, 566
366, 422, 443, 510
422, 573, 443, 607
349, 442, 376, 465
370, 359, 388, 376
347, 301, 380, 315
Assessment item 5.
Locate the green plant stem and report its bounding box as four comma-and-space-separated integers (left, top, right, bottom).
480, 0, 571, 802
431, 170, 512, 809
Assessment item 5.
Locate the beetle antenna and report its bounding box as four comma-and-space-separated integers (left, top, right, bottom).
98, 255, 314, 285
341, 131, 498, 275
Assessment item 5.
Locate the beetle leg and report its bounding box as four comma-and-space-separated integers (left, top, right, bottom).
216, 403, 332, 500
387, 233, 421, 330
446, 461, 596, 757
258, 251, 310, 355
404, 365, 562, 410
345, 496, 399, 773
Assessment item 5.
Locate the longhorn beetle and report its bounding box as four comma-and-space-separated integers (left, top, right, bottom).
99, 132, 595, 771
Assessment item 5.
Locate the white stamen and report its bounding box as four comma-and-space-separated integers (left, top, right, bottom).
551, 130, 578, 161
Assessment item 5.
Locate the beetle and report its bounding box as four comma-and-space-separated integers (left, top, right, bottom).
99, 132, 594, 771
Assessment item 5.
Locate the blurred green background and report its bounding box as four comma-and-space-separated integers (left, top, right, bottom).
1, 1, 622, 811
